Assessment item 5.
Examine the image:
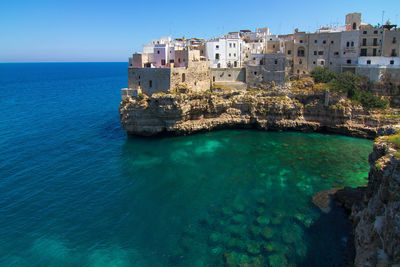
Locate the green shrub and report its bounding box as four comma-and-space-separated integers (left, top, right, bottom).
386, 134, 400, 148
310, 67, 337, 83
329, 72, 388, 110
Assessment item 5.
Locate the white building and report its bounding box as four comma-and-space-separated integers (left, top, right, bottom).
206, 33, 244, 68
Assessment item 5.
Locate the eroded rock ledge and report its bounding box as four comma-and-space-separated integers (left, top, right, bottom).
119, 86, 397, 138
333, 135, 400, 267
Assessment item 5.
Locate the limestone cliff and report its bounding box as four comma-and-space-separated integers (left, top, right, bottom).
343, 136, 400, 266
119, 85, 397, 138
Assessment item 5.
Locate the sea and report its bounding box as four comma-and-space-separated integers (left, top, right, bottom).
0, 63, 373, 266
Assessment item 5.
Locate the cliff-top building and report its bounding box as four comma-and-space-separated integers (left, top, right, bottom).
123, 12, 400, 98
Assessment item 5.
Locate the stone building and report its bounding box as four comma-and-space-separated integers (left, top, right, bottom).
245, 53, 286, 86
127, 48, 211, 96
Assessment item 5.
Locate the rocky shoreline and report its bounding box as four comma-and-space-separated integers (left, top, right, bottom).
119, 85, 397, 139
333, 136, 400, 266
119, 84, 399, 266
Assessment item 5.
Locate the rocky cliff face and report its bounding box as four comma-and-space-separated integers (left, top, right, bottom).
346, 136, 400, 266
119, 86, 396, 138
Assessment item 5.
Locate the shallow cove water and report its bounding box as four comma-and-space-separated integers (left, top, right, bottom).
0, 63, 372, 266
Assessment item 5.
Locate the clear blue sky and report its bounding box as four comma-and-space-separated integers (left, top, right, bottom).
1, 0, 399, 62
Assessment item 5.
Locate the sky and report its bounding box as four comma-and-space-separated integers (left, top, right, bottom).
1, 0, 399, 62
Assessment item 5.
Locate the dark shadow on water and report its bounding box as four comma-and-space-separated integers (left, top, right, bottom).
98, 119, 126, 140
297, 205, 355, 267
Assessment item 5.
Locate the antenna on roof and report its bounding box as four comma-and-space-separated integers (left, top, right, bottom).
381, 10, 385, 26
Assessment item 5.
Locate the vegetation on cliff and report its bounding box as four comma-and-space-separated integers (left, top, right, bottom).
310, 67, 389, 110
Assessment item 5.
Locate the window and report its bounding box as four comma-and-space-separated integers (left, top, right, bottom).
229, 43, 232, 48
373, 48, 377, 56
217, 63, 221, 68
138, 81, 140, 86
314, 40, 318, 43
229, 53, 231, 57
233, 43, 236, 48
274, 60, 278, 64
313, 61, 316, 64
234, 53, 236, 57
360, 49, 367, 56
300, 40, 303, 43
169, 59, 174, 63
182, 73, 185, 82
362, 38, 367, 46
178, 58, 181, 63
393, 37, 397, 44
216, 45, 219, 49
254, 72, 257, 75
320, 61, 324, 65
390, 60, 394, 65
215, 53, 220, 60
353, 23, 357, 30
392, 49, 397, 57
351, 41, 354, 47
213, 76, 215, 82
363, 31, 367, 34
374, 30, 378, 34
228, 74, 231, 77
318, 51, 324, 55
346, 41, 350, 47
334, 52, 339, 55
299, 60, 302, 65
273, 45, 275, 48
373, 38, 378, 46
297, 47, 305, 57
161, 59, 166, 65
253, 57, 256, 60
323, 40, 326, 44
367, 60, 371, 64
138, 75, 141, 79
347, 59, 351, 64
149, 80, 152, 87
314, 51, 317, 55
157, 50, 160, 54
287, 50, 291, 55
331, 40, 334, 44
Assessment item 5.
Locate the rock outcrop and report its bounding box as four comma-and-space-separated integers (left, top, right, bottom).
334, 135, 400, 266
119, 86, 397, 138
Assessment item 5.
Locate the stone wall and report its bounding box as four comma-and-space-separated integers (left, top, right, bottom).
246, 66, 285, 85
210, 68, 246, 83
356, 66, 400, 84
128, 67, 171, 95
170, 61, 211, 93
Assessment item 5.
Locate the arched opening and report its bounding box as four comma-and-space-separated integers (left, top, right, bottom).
297, 47, 305, 57
352, 22, 357, 30
182, 73, 185, 82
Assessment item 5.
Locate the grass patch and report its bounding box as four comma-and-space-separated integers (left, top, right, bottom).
386, 134, 400, 149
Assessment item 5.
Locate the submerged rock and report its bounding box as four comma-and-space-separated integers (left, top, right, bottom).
261, 227, 274, 240
246, 242, 261, 256
255, 216, 270, 226
312, 187, 341, 213
268, 254, 288, 267
231, 214, 246, 224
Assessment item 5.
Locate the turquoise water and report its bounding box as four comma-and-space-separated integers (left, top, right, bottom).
0, 63, 372, 266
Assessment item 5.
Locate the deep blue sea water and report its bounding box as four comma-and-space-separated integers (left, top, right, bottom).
0, 63, 372, 266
